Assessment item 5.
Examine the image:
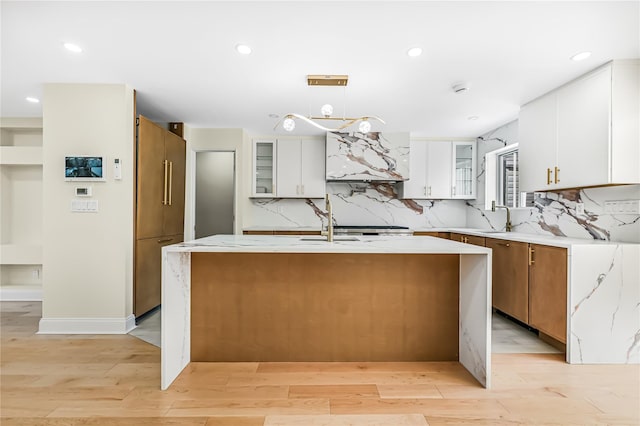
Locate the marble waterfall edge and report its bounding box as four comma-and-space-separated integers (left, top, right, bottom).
569, 244, 640, 364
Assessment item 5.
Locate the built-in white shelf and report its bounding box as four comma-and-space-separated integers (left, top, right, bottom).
0, 285, 42, 301
0, 146, 43, 165
0, 244, 43, 265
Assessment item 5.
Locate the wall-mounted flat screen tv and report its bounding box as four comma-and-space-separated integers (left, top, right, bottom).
65, 155, 105, 181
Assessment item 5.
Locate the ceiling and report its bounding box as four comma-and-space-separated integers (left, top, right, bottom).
2, 1, 639, 137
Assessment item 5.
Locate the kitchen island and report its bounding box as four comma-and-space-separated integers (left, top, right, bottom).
161, 235, 492, 390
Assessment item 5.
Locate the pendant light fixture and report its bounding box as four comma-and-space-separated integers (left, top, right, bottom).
274, 75, 385, 133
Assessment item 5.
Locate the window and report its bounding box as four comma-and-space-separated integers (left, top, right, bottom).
485, 144, 534, 210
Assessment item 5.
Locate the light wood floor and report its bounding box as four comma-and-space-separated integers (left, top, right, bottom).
1, 302, 638, 425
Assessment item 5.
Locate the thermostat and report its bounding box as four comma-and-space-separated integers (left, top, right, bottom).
75, 186, 92, 197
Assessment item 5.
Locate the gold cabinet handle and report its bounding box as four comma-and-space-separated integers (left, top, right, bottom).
163, 160, 168, 205
528, 246, 535, 265
168, 161, 173, 206
546, 168, 552, 185
157, 237, 173, 244
497, 242, 511, 247
428, 186, 431, 196
555, 167, 560, 184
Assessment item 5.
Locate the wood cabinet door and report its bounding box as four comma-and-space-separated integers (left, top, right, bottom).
449, 233, 484, 246
135, 234, 183, 317
486, 238, 529, 323
162, 131, 186, 236
136, 116, 166, 239
529, 244, 567, 343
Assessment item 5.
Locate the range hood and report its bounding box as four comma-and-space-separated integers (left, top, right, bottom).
326, 132, 410, 182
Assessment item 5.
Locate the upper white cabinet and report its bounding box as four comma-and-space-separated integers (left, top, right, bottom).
399, 140, 476, 199
252, 138, 326, 198
519, 60, 639, 192
452, 142, 476, 199
276, 138, 326, 198
252, 140, 276, 197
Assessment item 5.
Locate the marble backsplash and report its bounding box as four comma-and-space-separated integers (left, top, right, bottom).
249, 121, 639, 243
249, 182, 467, 229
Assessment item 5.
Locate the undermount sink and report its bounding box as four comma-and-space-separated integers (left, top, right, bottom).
299, 236, 360, 242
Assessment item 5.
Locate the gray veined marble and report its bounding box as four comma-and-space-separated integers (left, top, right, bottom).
326, 132, 410, 181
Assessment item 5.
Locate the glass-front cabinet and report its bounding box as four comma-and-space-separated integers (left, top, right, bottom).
252, 140, 276, 197
452, 141, 476, 199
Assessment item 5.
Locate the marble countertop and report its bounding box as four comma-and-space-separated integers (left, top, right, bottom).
242, 226, 634, 248
166, 234, 491, 255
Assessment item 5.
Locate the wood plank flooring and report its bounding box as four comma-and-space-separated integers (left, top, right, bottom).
1, 302, 639, 425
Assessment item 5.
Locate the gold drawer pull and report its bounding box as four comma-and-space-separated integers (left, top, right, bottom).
555, 167, 560, 184
157, 238, 173, 244
497, 242, 510, 247
529, 246, 535, 265
546, 168, 552, 185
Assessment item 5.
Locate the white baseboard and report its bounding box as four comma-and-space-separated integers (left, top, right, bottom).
0, 286, 43, 301
38, 314, 136, 334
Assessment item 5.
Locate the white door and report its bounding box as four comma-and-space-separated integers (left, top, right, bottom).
518, 94, 558, 192
557, 66, 611, 189
276, 139, 302, 197
426, 141, 452, 198
400, 140, 428, 198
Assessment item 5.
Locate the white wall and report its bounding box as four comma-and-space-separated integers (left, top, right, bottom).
183, 127, 251, 239
40, 84, 135, 333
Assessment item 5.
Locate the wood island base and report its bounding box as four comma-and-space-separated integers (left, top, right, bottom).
190, 252, 460, 362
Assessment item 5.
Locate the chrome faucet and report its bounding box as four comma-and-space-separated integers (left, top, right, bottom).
322, 193, 334, 242
491, 200, 513, 232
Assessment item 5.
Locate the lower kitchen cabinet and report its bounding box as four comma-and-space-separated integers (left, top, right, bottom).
529, 244, 568, 343
486, 238, 529, 324
135, 234, 183, 316
413, 231, 451, 239
450, 233, 485, 246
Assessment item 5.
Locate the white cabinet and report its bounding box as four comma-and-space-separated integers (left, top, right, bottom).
0, 118, 43, 301
399, 140, 475, 200
253, 138, 326, 198
520, 60, 639, 192
452, 142, 476, 199
252, 140, 276, 197
276, 138, 326, 198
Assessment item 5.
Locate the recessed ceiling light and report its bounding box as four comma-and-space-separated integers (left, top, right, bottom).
407, 47, 422, 57
26, 97, 40, 103
236, 44, 252, 55
467, 116, 479, 121
63, 42, 83, 53
268, 113, 279, 119
570, 51, 591, 61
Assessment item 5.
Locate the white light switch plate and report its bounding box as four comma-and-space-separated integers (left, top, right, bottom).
71, 199, 99, 212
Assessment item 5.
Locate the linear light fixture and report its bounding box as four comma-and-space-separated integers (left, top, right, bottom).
275, 75, 385, 133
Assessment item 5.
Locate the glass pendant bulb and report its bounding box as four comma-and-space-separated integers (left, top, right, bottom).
358, 119, 371, 133
320, 104, 333, 118
283, 116, 296, 132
